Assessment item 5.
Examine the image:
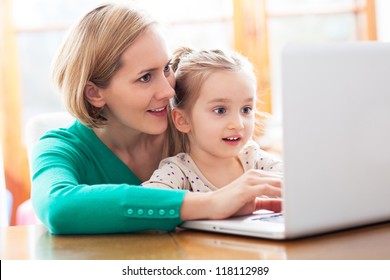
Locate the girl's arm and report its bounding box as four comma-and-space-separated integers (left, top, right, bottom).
181, 169, 282, 220
142, 162, 189, 190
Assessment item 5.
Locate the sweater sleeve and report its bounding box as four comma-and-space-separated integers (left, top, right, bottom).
31, 136, 187, 235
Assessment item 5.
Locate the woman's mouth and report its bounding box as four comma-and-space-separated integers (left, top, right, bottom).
147, 106, 167, 117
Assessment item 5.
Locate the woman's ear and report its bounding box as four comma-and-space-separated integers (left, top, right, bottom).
84, 81, 105, 108
172, 108, 191, 133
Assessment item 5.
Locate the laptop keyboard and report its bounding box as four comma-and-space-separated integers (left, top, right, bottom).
253, 213, 284, 223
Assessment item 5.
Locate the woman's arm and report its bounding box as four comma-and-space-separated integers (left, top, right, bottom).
31, 138, 186, 235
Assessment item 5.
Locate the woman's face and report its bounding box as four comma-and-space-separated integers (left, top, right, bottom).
98, 25, 175, 135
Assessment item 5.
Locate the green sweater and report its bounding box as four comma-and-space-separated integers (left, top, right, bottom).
31, 120, 186, 234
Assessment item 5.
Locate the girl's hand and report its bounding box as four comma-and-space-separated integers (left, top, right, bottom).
181, 169, 282, 221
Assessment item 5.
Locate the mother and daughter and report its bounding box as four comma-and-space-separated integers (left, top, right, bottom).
31, 3, 283, 234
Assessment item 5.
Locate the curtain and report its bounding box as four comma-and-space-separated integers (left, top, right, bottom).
0, 0, 30, 225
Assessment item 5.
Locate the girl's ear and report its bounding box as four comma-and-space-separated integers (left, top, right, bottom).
84, 81, 106, 108
172, 108, 191, 133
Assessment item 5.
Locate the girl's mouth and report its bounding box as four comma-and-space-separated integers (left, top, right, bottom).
222, 136, 241, 145
223, 137, 240, 141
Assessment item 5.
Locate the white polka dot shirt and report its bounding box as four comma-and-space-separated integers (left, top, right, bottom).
142, 141, 283, 192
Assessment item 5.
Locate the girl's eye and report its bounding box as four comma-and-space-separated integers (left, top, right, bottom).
213, 107, 226, 115
139, 73, 151, 83
242, 106, 252, 114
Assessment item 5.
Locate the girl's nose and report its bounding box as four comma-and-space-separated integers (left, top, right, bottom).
228, 114, 244, 130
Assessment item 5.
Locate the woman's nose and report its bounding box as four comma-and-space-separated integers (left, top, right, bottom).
155, 76, 175, 100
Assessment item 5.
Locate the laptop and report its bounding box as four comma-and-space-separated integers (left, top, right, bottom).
180, 42, 390, 239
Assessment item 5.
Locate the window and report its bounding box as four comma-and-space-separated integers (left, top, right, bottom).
233, 0, 380, 151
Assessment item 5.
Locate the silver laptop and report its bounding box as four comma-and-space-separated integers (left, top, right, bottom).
181, 42, 390, 239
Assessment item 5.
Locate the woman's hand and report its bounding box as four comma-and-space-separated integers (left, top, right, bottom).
180, 169, 282, 221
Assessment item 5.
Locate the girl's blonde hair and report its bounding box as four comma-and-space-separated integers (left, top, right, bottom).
51, 4, 154, 127
166, 47, 259, 156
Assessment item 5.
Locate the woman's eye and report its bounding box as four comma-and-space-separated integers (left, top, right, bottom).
242, 106, 252, 114
139, 74, 151, 83
213, 107, 226, 115
163, 64, 172, 77
164, 63, 172, 72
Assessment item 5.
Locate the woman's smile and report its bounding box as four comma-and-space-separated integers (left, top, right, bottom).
147, 105, 168, 117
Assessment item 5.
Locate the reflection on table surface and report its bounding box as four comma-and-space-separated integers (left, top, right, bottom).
173, 222, 390, 259
1, 222, 390, 260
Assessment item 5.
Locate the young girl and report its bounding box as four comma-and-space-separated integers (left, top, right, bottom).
143, 48, 283, 191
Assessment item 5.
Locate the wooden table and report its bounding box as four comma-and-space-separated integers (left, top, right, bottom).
1, 222, 390, 260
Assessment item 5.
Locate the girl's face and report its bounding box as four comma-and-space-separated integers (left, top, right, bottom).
185, 70, 256, 160
97, 25, 175, 135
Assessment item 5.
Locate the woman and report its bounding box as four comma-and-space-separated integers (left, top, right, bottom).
31, 3, 282, 234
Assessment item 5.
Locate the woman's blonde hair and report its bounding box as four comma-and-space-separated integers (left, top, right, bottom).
166, 47, 259, 156
51, 4, 154, 127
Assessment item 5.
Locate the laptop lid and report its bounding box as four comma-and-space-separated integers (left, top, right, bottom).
282, 42, 390, 238
181, 42, 390, 239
